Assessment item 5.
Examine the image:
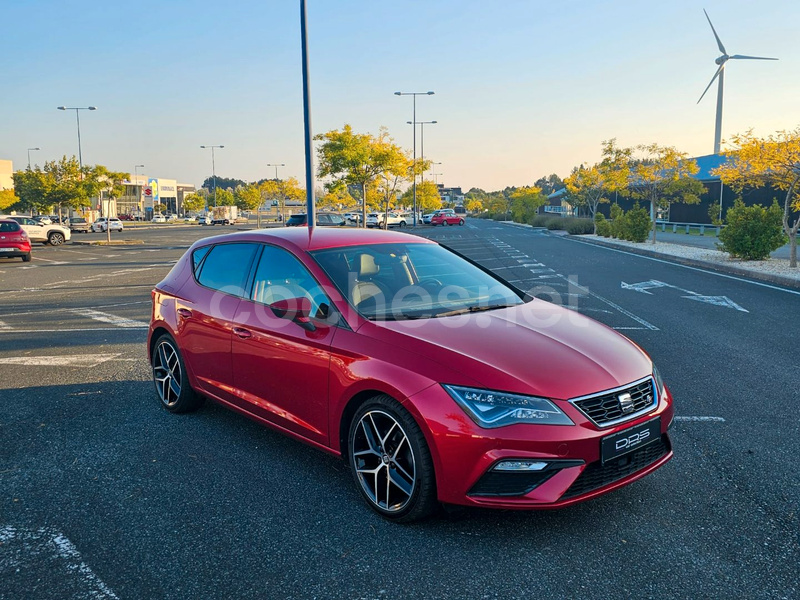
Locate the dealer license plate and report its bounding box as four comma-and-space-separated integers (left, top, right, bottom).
601, 417, 660, 464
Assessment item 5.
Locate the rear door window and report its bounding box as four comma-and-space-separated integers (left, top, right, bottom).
196, 243, 259, 297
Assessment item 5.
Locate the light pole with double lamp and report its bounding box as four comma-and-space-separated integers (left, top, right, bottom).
394, 91, 434, 225
27, 148, 40, 169
57, 106, 97, 171
407, 120, 437, 182
200, 145, 224, 208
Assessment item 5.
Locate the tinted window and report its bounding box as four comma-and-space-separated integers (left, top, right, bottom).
328, 214, 345, 226
251, 245, 333, 320
317, 214, 331, 225
192, 246, 211, 273
0, 222, 20, 232
196, 243, 258, 296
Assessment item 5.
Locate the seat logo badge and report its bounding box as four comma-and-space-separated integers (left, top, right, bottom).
618, 393, 635, 414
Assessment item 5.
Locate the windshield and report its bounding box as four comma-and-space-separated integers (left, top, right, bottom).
311, 242, 523, 320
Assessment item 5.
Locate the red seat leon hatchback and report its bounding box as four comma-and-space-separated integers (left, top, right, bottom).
0, 218, 32, 262
148, 227, 673, 521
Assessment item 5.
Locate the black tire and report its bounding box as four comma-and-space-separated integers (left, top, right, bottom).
22, 253, 31, 263
442, 220, 450, 226
398, 221, 406, 228
458, 219, 465, 226
348, 395, 438, 523
151, 334, 204, 413
48, 231, 65, 246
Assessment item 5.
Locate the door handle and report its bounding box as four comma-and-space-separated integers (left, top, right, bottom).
232, 327, 253, 339
177, 308, 192, 319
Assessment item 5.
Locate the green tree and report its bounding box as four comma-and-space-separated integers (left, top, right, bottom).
713, 128, 800, 267
213, 188, 235, 206
234, 184, 264, 226
85, 165, 129, 240
202, 176, 246, 192
315, 124, 409, 227
12, 167, 53, 214
629, 143, 703, 243
0, 189, 19, 211
466, 197, 484, 213
510, 186, 546, 223
533, 174, 565, 196
261, 177, 304, 220
153, 202, 167, 214
401, 180, 441, 213
183, 193, 206, 214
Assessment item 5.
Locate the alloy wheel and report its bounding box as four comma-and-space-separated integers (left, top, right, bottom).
153, 340, 183, 407
49, 232, 65, 245
351, 410, 416, 513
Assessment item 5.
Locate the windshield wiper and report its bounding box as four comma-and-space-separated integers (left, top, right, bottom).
434, 304, 516, 318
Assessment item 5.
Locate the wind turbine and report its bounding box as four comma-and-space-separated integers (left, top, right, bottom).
697, 9, 778, 154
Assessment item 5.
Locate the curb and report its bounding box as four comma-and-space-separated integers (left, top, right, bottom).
566, 234, 800, 291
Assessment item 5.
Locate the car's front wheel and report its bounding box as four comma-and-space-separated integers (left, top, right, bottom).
48, 231, 65, 245
458, 219, 465, 226
152, 334, 204, 413
348, 395, 437, 522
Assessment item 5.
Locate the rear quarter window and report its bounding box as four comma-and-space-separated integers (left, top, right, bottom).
195, 243, 259, 297
0, 222, 21, 232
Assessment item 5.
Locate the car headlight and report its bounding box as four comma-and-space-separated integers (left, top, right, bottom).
653, 364, 666, 399
443, 385, 574, 428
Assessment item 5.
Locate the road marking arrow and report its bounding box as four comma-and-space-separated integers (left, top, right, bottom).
620, 280, 670, 294
681, 295, 748, 312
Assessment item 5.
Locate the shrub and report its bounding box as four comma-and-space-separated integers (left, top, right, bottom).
620, 204, 652, 243
718, 200, 787, 260
609, 204, 624, 238
528, 214, 551, 227
595, 213, 612, 237
545, 217, 564, 230
564, 218, 594, 235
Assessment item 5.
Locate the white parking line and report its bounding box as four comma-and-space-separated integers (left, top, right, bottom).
0, 353, 126, 367
69, 309, 149, 328
32, 256, 68, 265
0, 526, 119, 599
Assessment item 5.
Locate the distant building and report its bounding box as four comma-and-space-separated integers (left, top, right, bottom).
0, 160, 13, 191
437, 184, 464, 205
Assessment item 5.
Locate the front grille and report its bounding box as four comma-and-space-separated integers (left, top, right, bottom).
561, 435, 671, 499
571, 377, 656, 427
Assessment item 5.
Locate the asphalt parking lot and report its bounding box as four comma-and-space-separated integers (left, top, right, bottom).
1, 221, 798, 599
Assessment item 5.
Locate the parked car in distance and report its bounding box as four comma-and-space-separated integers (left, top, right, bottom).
286, 213, 348, 227
92, 217, 124, 232
344, 212, 361, 223
34, 215, 52, 225
69, 217, 91, 233
5, 216, 71, 245
422, 212, 435, 224
151, 214, 167, 223
367, 212, 408, 229
165, 213, 179, 222
199, 215, 213, 226
149, 227, 674, 523
118, 214, 134, 221
0, 218, 32, 262
183, 216, 197, 223
430, 209, 465, 226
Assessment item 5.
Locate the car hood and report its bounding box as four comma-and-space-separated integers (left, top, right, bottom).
364, 300, 652, 400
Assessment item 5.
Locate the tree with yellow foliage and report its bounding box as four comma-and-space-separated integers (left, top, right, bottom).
713, 128, 800, 267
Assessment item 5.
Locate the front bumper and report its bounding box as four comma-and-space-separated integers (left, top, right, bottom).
406, 381, 675, 509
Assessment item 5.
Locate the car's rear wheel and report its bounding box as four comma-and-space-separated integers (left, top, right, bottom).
48, 232, 65, 245
442, 220, 450, 226
348, 395, 437, 522
21, 253, 31, 263
152, 334, 204, 413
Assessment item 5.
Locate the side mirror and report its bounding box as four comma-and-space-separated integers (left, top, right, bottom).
269, 297, 316, 331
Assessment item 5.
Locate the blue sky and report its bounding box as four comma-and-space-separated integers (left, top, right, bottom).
1, 0, 796, 191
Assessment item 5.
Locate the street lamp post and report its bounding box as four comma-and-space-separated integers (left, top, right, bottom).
57, 106, 97, 171
407, 120, 437, 182
266, 163, 286, 222
27, 148, 40, 169
200, 145, 224, 208
394, 91, 434, 225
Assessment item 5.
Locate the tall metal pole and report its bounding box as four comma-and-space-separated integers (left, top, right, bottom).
300, 0, 315, 229
714, 69, 724, 155
75, 110, 83, 169
394, 91, 434, 226
212, 146, 217, 207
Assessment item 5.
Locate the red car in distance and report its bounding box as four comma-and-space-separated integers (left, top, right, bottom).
430, 209, 465, 226
0, 218, 32, 262
148, 227, 674, 522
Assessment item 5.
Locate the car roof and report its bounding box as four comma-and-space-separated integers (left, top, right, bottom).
191, 224, 436, 252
